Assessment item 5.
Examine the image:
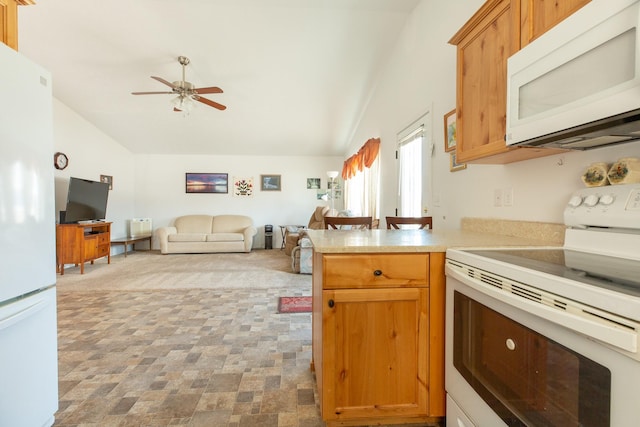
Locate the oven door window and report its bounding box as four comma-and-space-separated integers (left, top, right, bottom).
453, 291, 611, 427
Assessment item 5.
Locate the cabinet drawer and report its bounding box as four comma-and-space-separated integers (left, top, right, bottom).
95, 245, 109, 258
97, 233, 109, 245
323, 253, 429, 289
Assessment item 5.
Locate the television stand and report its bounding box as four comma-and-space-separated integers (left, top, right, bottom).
56, 222, 111, 275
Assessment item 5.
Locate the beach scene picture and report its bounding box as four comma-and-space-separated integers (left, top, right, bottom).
186, 173, 228, 193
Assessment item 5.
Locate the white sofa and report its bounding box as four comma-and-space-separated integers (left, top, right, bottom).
157, 214, 257, 254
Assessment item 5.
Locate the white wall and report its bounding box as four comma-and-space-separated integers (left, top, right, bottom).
346, 0, 640, 229
52, 99, 135, 240
133, 154, 343, 249
51, 97, 344, 251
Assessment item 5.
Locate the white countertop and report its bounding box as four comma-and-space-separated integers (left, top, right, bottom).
306, 229, 559, 253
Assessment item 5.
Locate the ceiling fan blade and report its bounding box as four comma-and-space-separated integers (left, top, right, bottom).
194, 86, 223, 95
194, 96, 227, 110
151, 76, 177, 89
131, 91, 174, 95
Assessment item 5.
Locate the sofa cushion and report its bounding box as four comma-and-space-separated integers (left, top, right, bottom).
174, 215, 214, 234
206, 233, 244, 242
168, 233, 206, 242
211, 215, 253, 233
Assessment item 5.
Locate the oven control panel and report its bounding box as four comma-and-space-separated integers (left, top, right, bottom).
564, 183, 640, 229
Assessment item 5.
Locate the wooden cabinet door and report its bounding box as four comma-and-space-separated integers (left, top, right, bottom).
449, 0, 568, 164
321, 287, 429, 422
450, 0, 515, 163
517, 0, 591, 48
0, 0, 18, 50
83, 235, 98, 260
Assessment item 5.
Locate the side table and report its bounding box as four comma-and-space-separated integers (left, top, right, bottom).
279, 225, 306, 250
110, 234, 152, 257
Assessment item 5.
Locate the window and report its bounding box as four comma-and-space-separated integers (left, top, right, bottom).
343, 138, 381, 220
396, 112, 432, 217
344, 156, 379, 217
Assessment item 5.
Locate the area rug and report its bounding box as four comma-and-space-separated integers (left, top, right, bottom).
56, 250, 311, 292
278, 296, 312, 313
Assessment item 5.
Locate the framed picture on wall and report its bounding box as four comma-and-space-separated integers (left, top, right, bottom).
450, 152, 467, 172
185, 173, 228, 193
307, 178, 320, 189
100, 174, 113, 190
261, 174, 281, 191
444, 109, 457, 152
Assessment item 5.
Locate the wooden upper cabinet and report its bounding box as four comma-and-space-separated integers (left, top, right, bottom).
0, 0, 33, 50
449, 0, 515, 164
449, 0, 588, 164
517, 0, 591, 48
0, 0, 18, 50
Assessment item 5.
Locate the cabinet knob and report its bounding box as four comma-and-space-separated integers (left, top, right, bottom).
373, 269, 382, 276
328, 299, 335, 308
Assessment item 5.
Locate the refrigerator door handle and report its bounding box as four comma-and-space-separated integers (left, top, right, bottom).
0, 297, 47, 331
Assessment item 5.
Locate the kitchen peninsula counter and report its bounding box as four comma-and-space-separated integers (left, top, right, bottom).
305, 227, 559, 253
307, 228, 560, 427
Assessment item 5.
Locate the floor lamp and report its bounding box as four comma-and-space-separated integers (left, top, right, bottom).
327, 170, 339, 215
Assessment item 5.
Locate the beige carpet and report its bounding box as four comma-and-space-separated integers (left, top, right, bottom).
56, 249, 311, 291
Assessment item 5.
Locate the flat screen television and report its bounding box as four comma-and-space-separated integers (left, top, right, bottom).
63, 177, 110, 223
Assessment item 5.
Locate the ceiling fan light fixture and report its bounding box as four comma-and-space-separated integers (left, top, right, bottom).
171, 95, 195, 112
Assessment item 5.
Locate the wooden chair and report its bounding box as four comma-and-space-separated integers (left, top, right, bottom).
324, 216, 373, 230
385, 216, 433, 230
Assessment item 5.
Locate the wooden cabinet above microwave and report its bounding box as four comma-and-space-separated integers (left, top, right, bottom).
449, 0, 590, 164
1, 0, 34, 51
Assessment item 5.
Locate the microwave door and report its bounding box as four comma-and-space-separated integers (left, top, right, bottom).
506, 0, 640, 148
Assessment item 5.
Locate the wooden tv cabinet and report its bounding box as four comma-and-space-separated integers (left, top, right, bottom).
56, 222, 111, 275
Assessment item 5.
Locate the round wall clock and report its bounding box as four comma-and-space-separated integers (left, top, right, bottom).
54, 152, 68, 170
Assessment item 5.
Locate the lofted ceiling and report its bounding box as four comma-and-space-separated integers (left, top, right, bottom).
17, 0, 420, 157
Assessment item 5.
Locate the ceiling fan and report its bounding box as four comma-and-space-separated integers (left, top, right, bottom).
131, 56, 226, 112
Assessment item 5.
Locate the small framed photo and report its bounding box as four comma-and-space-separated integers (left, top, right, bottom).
100, 174, 113, 190
307, 178, 320, 189
233, 177, 254, 197
444, 109, 457, 152
261, 174, 281, 191
186, 173, 228, 194
450, 152, 467, 172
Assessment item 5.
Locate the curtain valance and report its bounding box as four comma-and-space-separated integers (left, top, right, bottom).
341, 137, 380, 180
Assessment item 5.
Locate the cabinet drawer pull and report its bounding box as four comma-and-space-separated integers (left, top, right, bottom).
328, 299, 335, 308
373, 269, 382, 276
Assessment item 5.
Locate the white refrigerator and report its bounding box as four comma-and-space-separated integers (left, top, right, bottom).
0, 42, 59, 426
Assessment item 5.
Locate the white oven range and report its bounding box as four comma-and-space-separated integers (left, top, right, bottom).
445, 183, 640, 427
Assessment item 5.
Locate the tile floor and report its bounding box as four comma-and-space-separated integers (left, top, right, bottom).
54, 287, 319, 426
54, 256, 444, 427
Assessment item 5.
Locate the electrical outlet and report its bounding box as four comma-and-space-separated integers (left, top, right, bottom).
494, 189, 503, 207
504, 188, 513, 207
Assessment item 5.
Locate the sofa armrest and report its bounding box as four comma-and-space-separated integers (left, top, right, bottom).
157, 226, 177, 254
243, 226, 258, 252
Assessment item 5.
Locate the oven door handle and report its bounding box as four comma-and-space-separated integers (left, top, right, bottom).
446, 262, 639, 355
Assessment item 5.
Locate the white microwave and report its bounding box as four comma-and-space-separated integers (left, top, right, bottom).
506, 0, 640, 150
